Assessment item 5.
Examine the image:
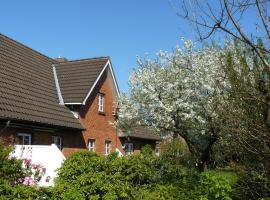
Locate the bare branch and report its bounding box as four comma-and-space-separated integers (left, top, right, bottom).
224, 0, 270, 68
256, 0, 270, 41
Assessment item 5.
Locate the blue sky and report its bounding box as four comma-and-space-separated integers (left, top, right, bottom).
0, 0, 192, 93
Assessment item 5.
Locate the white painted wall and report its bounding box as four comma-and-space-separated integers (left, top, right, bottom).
11, 144, 65, 186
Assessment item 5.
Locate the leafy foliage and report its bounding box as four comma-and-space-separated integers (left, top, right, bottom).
54, 150, 234, 199
0, 141, 24, 184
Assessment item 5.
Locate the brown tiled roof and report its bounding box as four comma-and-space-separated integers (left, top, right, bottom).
0, 34, 83, 130
55, 57, 108, 103
118, 126, 161, 141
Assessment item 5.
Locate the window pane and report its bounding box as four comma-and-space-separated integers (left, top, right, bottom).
105, 141, 111, 155
98, 94, 105, 112
17, 134, 31, 145
52, 136, 62, 150
125, 143, 133, 155
88, 139, 95, 151
24, 136, 30, 145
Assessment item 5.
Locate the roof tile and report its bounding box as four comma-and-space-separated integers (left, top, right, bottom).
55, 57, 108, 103
0, 34, 83, 130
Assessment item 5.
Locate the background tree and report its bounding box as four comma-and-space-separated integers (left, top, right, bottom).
174, 0, 270, 68
217, 41, 270, 199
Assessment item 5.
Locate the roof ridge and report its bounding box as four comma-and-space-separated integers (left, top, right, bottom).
56, 56, 109, 64
0, 33, 55, 62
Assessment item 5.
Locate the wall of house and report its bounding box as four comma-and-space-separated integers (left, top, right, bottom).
0, 68, 158, 157
74, 68, 124, 155
0, 127, 85, 157
119, 137, 157, 155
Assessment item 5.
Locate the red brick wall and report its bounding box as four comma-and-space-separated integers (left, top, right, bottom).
0, 127, 84, 157
75, 70, 124, 155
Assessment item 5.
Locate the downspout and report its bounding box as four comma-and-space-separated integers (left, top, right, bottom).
0, 120, 11, 135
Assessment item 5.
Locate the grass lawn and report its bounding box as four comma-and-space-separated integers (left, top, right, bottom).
204, 169, 238, 186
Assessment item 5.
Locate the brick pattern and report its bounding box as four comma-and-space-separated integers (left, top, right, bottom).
0, 127, 84, 157
75, 70, 124, 155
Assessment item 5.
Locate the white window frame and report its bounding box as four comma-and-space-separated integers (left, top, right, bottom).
52, 136, 62, 150
98, 93, 105, 113
88, 139, 95, 152
105, 140, 111, 155
17, 133, 32, 145
124, 143, 133, 155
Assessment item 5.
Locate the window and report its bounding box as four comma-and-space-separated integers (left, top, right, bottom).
105, 141, 111, 155
17, 133, 31, 145
124, 143, 133, 155
98, 93, 105, 113
52, 136, 62, 150
88, 139, 95, 152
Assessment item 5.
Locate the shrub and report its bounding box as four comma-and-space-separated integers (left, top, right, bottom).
0, 184, 53, 200
195, 172, 233, 200
141, 144, 153, 156
55, 149, 235, 199
55, 150, 185, 199
54, 150, 132, 199
0, 142, 24, 184
234, 169, 270, 200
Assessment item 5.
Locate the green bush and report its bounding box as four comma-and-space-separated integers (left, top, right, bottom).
234, 169, 270, 200
0, 184, 53, 200
0, 141, 24, 184
55, 150, 234, 200
195, 172, 233, 200
54, 150, 132, 199
0, 140, 237, 199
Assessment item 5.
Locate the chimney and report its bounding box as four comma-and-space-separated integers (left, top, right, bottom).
55, 56, 68, 63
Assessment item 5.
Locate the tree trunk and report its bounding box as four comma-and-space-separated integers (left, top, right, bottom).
198, 138, 217, 172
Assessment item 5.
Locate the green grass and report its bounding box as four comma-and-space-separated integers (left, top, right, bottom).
204, 169, 238, 186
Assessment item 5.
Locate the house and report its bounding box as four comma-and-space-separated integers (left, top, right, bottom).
118, 126, 160, 155
0, 33, 160, 158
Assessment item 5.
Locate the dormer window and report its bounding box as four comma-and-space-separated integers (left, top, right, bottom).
98, 93, 105, 113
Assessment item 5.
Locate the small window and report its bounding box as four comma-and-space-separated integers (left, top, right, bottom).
88, 139, 95, 152
17, 133, 31, 145
124, 143, 133, 155
52, 136, 62, 150
105, 140, 111, 155
98, 93, 105, 113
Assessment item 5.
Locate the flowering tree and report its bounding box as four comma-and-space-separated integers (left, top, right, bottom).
118, 41, 228, 170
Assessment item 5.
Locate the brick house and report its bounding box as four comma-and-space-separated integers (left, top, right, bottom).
0, 33, 160, 157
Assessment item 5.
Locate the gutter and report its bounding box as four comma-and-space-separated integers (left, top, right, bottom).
52, 64, 64, 105
0, 120, 10, 135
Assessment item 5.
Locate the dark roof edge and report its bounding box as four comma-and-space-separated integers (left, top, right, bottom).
118, 134, 161, 141
55, 56, 109, 64
0, 33, 55, 62
0, 116, 85, 131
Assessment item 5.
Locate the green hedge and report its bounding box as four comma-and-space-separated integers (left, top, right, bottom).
53, 150, 233, 200
0, 141, 235, 199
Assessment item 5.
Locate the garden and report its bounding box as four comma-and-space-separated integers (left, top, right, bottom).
1, 38, 270, 199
